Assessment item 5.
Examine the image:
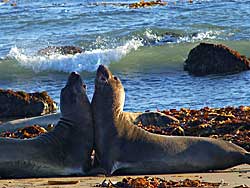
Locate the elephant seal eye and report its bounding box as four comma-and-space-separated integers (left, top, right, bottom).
114, 76, 118, 81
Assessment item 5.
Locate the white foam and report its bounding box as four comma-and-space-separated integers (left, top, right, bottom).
144, 29, 162, 42
178, 30, 221, 43
7, 38, 143, 73
140, 29, 221, 45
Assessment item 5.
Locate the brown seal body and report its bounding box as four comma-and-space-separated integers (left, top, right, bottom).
0, 72, 93, 178
91, 65, 250, 175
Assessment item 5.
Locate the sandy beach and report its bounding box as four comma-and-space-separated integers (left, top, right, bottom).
0, 165, 248, 188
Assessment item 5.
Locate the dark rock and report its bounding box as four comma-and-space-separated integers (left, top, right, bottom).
184, 43, 250, 76
0, 89, 57, 118
38, 46, 84, 56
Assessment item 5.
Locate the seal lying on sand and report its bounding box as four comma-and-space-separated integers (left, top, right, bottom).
0, 72, 93, 178
91, 65, 250, 175
0, 110, 176, 133
0, 113, 60, 133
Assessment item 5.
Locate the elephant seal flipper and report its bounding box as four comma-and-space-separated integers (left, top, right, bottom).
0, 72, 93, 178
92, 65, 249, 175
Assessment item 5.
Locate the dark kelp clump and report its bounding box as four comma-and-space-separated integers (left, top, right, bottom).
137, 106, 250, 151
0, 89, 57, 118
1, 106, 249, 151
184, 43, 250, 76
96, 176, 226, 188
0, 125, 48, 139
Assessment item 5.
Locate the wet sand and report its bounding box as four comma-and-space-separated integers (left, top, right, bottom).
0, 165, 249, 188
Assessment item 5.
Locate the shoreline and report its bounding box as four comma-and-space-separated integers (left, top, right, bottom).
1, 105, 249, 151
0, 105, 249, 187
0, 165, 248, 187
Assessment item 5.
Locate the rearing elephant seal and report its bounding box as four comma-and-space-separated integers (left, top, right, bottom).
91, 65, 250, 175
0, 72, 93, 178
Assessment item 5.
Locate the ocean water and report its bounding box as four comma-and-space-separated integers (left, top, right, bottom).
1, 0, 250, 112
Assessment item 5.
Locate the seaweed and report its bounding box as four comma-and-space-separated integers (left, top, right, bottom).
137, 106, 250, 151
96, 176, 227, 188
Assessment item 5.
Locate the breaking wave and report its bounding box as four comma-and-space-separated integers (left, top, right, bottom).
6, 38, 143, 73
3, 29, 224, 73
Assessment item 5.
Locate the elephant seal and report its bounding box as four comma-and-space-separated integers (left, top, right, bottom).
0, 72, 93, 178
91, 65, 250, 175
0, 113, 60, 133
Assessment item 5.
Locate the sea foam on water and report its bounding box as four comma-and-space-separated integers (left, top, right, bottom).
7, 38, 143, 73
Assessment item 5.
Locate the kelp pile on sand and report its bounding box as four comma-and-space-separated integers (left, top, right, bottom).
138, 106, 250, 151
0, 89, 57, 118
0, 106, 249, 150
0, 125, 49, 139
96, 176, 226, 188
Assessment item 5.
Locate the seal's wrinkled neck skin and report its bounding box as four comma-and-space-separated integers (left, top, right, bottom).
91, 65, 125, 167
93, 65, 125, 116
49, 72, 93, 173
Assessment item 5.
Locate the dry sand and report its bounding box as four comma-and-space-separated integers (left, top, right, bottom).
0, 165, 249, 188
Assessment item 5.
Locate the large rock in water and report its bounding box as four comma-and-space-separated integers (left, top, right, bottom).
38, 46, 84, 56
184, 43, 250, 76
0, 89, 57, 118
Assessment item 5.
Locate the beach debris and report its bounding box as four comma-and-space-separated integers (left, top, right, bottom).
37, 46, 84, 56
137, 106, 250, 151
184, 43, 250, 76
1, 105, 249, 151
233, 185, 250, 188
0, 89, 57, 118
0, 125, 48, 139
96, 176, 227, 187
48, 180, 80, 185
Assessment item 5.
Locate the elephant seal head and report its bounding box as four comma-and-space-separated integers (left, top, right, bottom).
94, 65, 125, 113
